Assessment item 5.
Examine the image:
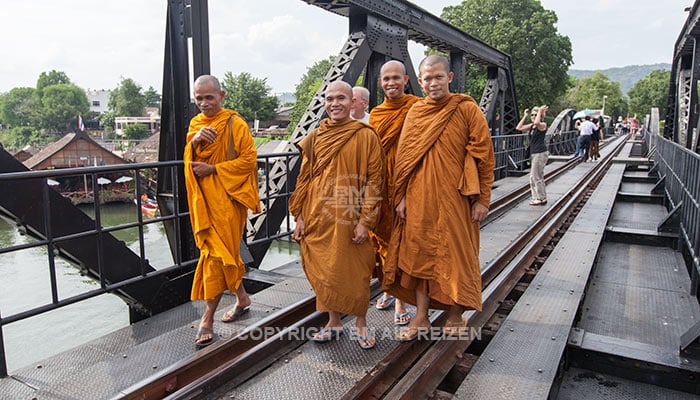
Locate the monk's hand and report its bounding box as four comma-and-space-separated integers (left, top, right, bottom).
352, 223, 369, 244
471, 202, 489, 222
292, 216, 305, 241
396, 197, 406, 219
192, 126, 218, 148
191, 161, 216, 178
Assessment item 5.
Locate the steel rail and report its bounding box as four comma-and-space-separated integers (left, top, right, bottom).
342, 136, 627, 399
115, 137, 625, 400
116, 281, 383, 400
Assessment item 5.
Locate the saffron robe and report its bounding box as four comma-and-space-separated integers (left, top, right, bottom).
368, 94, 421, 262
383, 93, 495, 311
289, 119, 384, 316
184, 109, 261, 301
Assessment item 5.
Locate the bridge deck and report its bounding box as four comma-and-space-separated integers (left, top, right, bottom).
455, 140, 700, 399
1, 136, 698, 399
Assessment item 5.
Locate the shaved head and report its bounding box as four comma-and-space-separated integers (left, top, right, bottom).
380, 60, 407, 76
418, 55, 450, 76
194, 74, 222, 91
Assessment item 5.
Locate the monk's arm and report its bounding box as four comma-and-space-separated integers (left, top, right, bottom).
359, 132, 385, 230
288, 156, 310, 219
466, 104, 495, 208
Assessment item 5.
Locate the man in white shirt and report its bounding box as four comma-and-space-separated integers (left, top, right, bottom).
578, 116, 596, 162
351, 86, 370, 123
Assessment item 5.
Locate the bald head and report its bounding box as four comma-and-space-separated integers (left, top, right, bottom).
379, 60, 409, 101
418, 55, 450, 75
380, 60, 407, 76
194, 74, 222, 92
193, 74, 225, 117
324, 81, 354, 122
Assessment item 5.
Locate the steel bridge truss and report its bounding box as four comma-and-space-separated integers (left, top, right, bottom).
157, 0, 520, 274
665, 0, 700, 154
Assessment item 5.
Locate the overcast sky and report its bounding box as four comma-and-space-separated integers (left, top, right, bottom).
0, 0, 692, 95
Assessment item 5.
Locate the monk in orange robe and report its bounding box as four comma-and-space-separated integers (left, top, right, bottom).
184, 75, 261, 348
289, 81, 384, 350
384, 55, 495, 341
368, 60, 420, 326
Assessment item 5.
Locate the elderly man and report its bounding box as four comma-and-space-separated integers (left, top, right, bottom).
384, 55, 495, 341
289, 80, 384, 349
351, 86, 370, 123
368, 60, 421, 327
184, 74, 261, 348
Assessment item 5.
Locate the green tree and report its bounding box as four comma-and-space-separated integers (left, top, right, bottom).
560, 72, 627, 120
0, 87, 39, 127
40, 84, 89, 133
289, 56, 335, 131
628, 69, 670, 118
99, 111, 115, 131
144, 86, 161, 108
221, 72, 279, 122
441, 0, 572, 110
36, 70, 71, 99
109, 77, 146, 116
123, 123, 149, 140
0, 126, 40, 150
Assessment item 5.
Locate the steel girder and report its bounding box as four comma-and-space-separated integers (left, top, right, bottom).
248, 0, 521, 265
665, 1, 700, 153
157, 0, 521, 268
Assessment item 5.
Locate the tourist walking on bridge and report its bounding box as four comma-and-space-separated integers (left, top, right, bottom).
578, 116, 596, 162
383, 55, 495, 341
368, 60, 421, 327
290, 81, 384, 350
517, 105, 549, 205
184, 75, 261, 348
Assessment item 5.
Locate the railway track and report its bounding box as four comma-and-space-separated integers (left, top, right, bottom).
115, 136, 627, 400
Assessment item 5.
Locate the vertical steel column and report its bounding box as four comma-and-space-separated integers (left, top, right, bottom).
190, 0, 210, 79
449, 51, 466, 94
159, 0, 198, 272
687, 37, 700, 150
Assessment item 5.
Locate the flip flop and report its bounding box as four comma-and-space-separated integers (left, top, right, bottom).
375, 294, 395, 310
195, 326, 215, 348
396, 326, 430, 342
394, 311, 412, 326
221, 305, 250, 323
313, 327, 343, 343
356, 334, 376, 350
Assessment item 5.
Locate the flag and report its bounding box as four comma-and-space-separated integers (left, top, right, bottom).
78, 115, 85, 132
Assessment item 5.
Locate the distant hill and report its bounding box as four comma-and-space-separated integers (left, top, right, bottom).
569, 63, 671, 95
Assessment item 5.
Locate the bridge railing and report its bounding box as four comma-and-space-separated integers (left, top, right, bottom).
652, 133, 700, 296
0, 151, 297, 377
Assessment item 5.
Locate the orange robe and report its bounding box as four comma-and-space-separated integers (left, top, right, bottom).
368, 94, 421, 264
184, 109, 261, 301
289, 119, 384, 316
383, 94, 495, 311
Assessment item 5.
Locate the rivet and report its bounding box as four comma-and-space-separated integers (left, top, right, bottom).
538, 368, 543, 373
489, 358, 495, 362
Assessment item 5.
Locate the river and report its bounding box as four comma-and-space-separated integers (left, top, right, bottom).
0, 203, 299, 372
